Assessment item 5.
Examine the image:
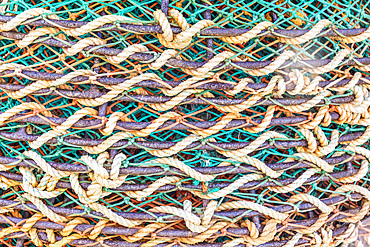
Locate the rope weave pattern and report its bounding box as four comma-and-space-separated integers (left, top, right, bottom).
0, 1, 368, 247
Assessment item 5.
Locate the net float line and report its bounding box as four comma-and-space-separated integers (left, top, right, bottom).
0, 82, 356, 106
2, 223, 353, 247
0, 207, 361, 245
0, 69, 367, 92
0, 166, 360, 192
0, 128, 362, 151
2, 30, 370, 70
0, 209, 359, 237
0, 14, 369, 39
0, 143, 356, 174
0, 191, 362, 221
0, 111, 343, 131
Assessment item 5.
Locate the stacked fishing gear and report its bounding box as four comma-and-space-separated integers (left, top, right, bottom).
0, 0, 369, 246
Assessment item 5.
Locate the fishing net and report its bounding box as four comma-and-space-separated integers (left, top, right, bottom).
0, 0, 368, 246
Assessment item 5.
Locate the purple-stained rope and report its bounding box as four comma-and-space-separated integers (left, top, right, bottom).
1, 31, 369, 69
2, 224, 351, 247
204, 3, 214, 60
161, 0, 169, 16
0, 127, 361, 151
0, 69, 366, 91
0, 14, 368, 38
0, 166, 359, 192
0, 82, 356, 107
0, 193, 362, 221
0, 208, 360, 245
0, 152, 356, 175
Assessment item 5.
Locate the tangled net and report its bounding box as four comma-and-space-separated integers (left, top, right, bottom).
0, 0, 369, 246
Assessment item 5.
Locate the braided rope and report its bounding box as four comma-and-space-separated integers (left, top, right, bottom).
268, 168, 318, 193
19, 167, 64, 198
0, 8, 58, 31
285, 153, 334, 172
6, 70, 96, 99
82, 132, 133, 154
22, 151, 70, 178
294, 213, 329, 234
247, 51, 295, 76
243, 219, 279, 246
69, 172, 140, 227
281, 233, 303, 247
154, 9, 214, 49
22, 193, 67, 223
306, 49, 350, 74
152, 157, 215, 181
179, 222, 229, 244
183, 51, 234, 76
219, 21, 274, 43
123, 223, 166, 242
288, 194, 333, 213
2, 64, 368, 98
63, 37, 106, 56
63, 15, 135, 36
218, 131, 287, 157
16, 27, 61, 48
280, 20, 331, 44
0, 102, 50, 124
125, 176, 181, 199
191, 174, 263, 199
216, 201, 288, 221
147, 134, 201, 157
30, 107, 98, 149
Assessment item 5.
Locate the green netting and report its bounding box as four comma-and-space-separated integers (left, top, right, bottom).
0, 0, 368, 246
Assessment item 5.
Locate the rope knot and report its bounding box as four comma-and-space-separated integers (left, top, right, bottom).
267, 25, 275, 33
14, 68, 22, 76
162, 163, 170, 171
122, 160, 130, 168
100, 116, 108, 125
244, 116, 251, 124
113, 21, 122, 28
123, 196, 130, 204
127, 138, 135, 146
212, 72, 221, 81
18, 196, 27, 204
307, 112, 314, 121
134, 65, 142, 74
268, 138, 276, 146
200, 138, 208, 145
83, 206, 92, 214
32, 108, 43, 115
56, 136, 64, 146
323, 97, 331, 105
175, 115, 184, 123
89, 75, 97, 82
40, 12, 49, 18
154, 9, 214, 49
175, 180, 184, 190
220, 227, 228, 236
18, 154, 26, 161
224, 57, 233, 66
156, 216, 164, 223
